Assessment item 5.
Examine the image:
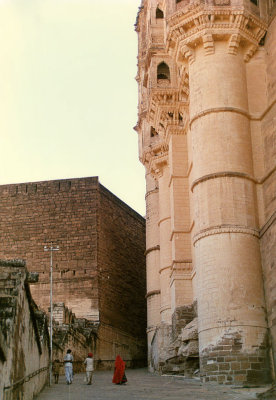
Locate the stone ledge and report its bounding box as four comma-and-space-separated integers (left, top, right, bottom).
0, 259, 26, 268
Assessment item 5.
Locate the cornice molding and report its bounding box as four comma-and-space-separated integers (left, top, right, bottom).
170, 260, 193, 278
167, 3, 267, 62
193, 224, 259, 245
191, 164, 276, 191
189, 106, 250, 127
160, 304, 171, 313
158, 216, 171, 227
191, 170, 256, 191
159, 265, 172, 273
145, 188, 159, 199
145, 245, 160, 256
170, 227, 193, 241
145, 290, 161, 299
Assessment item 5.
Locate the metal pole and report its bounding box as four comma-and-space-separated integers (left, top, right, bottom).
50, 245, 53, 386
44, 243, 59, 386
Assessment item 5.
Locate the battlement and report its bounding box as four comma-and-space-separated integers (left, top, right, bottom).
0, 176, 99, 196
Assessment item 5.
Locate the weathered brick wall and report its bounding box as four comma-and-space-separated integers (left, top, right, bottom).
0, 178, 99, 320
0, 177, 147, 368
97, 185, 147, 364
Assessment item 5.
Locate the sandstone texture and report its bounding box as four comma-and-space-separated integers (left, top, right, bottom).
0, 260, 49, 399
135, 0, 276, 385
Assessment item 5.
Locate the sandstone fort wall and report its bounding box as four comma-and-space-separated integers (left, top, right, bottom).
0, 177, 147, 367
0, 177, 99, 319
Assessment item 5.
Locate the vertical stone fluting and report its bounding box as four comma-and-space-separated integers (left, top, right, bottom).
155, 160, 173, 362
188, 42, 269, 384
168, 133, 193, 313
157, 162, 172, 325
145, 171, 161, 370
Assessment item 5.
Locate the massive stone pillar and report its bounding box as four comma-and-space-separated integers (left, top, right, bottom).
187, 24, 268, 385
145, 171, 161, 370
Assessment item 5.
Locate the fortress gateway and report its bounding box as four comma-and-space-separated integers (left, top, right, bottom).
135, 0, 276, 384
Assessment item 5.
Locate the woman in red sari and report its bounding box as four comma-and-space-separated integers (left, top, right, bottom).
112, 355, 127, 384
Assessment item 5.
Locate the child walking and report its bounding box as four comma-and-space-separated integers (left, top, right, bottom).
52, 359, 60, 384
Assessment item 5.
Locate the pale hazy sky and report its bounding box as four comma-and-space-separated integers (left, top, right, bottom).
0, 0, 145, 215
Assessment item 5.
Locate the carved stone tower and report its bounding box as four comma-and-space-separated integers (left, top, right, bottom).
135, 0, 276, 385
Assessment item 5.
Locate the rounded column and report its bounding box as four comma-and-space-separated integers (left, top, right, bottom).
189, 43, 269, 384
145, 171, 161, 371
157, 162, 172, 324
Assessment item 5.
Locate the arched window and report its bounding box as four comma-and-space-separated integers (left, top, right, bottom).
156, 7, 164, 18
157, 62, 170, 80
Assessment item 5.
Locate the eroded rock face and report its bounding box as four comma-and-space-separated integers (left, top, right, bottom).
178, 318, 199, 358
160, 305, 199, 376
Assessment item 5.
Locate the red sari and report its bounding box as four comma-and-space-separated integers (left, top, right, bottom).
112, 355, 127, 384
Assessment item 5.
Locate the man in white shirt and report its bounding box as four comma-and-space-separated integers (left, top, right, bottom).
64, 349, 74, 384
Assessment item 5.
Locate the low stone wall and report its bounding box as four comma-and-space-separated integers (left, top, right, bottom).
52, 316, 98, 374
0, 260, 50, 400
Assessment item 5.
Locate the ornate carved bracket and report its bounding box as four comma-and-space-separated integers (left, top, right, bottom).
147, 87, 189, 140
167, 5, 267, 63
149, 150, 169, 178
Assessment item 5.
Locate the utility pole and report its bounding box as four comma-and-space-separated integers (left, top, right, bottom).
44, 243, 59, 386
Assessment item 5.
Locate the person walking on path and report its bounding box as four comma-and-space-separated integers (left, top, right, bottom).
84, 353, 94, 385
52, 359, 60, 384
112, 355, 127, 385
64, 349, 74, 385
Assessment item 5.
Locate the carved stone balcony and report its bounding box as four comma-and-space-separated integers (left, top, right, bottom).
147, 88, 189, 139
166, 0, 267, 62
